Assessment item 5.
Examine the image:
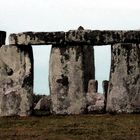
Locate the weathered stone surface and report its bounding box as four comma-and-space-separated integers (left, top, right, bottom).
0, 31, 6, 45
49, 44, 95, 114
86, 80, 105, 113
34, 95, 51, 116
107, 43, 140, 113
66, 30, 140, 45
34, 95, 51, 111
0, 45, 33, 116
9, 30, 140, 45
9, 32, 65, 45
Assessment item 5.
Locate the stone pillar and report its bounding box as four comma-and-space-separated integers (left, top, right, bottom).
0, 31, 6, 46
0, 45, 33, 116
49, 44, 95, 114
107, 43, 140, 113
102, 80, 109, 112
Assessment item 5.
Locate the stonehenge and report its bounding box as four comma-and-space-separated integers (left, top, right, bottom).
0, 27, 140, 116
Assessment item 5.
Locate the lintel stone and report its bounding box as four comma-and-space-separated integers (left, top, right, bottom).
9, 32, 65, 45
9, 30, 140, 45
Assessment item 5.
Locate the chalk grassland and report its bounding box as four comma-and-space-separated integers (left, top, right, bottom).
0, 115, 139, 140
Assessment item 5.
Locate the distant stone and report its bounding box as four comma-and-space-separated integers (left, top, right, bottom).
87, 79, 98, 93
86, 80, 105, 113
34, 95, 51, 112
0, 31, 6, 45
0, 45, 33, 116
78, 26, 84, 30
86, 92, 105, 113
102, 80, 109, 110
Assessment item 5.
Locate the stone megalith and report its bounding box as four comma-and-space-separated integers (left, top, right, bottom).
0, 31, 6, 46
0, 45, 33, 116
107, 43, 140, 113
49, 44, 95, 114
102, 80, 109, 110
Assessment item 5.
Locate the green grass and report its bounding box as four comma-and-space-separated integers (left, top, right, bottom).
0, 114, 140, 140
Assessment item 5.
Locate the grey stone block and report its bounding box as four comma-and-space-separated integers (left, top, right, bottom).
0, 45, 33, 116
49, 44, 95, 114
107, 43, 140, 113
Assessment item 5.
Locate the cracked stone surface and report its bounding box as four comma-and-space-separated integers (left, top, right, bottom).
0, 45, 33, 116
49, 44, 95, 114
107, 43, 140, 113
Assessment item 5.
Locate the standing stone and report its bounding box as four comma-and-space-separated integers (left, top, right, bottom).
87, 80, 98, 93
107, 43, 140, 113
102, 80, 109, 111
86, 80, 105, 113
0, 45, 33, 116
0, 31, 6, 46
49, 44, 95, 114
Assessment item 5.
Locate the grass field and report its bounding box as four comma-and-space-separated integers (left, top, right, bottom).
0, 114, 139, 140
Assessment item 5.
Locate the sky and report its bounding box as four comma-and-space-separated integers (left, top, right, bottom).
0, 0, 140, 94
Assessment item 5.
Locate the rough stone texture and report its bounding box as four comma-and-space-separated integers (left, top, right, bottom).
0, 31, 6, 46
9, 30, 140, 45
86, 80, 105, 113
49, 44, 95, 114
107, 43, 140, 113
0, 45, 33, 116
34, 95, 51, 111
9, 32, 65, 45
66, 30, 140, 45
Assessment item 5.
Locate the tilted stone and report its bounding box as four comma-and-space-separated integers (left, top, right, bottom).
0, 45, 33, 116
0, 31, 6, 45
107, 43, 140, 113
9, 30, 140, 45
49, 44, 95, 114
9, 32, 65, 45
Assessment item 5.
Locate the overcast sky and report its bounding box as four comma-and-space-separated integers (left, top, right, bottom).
0, 0, 140, 94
